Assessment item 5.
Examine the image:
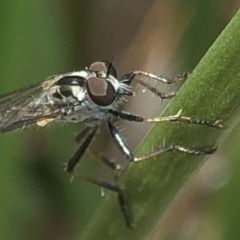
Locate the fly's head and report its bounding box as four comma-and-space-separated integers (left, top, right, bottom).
85, 61, 133, 108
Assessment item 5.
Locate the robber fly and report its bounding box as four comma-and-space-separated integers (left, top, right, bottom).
0, 61, 222, 227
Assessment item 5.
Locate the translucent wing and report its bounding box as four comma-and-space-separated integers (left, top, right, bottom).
0, 82, 59, 133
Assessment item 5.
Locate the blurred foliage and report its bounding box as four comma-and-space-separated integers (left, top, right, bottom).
0, 0, 239, 240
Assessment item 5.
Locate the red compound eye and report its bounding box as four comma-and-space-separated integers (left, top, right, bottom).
86, 77, 115, 106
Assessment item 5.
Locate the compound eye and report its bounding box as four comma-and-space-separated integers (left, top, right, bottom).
86, 77, 115, 106
89, 61, 117, 78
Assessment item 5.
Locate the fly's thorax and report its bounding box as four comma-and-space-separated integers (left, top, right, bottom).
42, 70, 90, 105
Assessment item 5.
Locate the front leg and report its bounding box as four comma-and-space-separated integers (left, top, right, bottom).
120, 71, 191, 99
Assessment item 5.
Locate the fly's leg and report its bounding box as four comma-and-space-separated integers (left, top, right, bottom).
87, 148, 122, 197
134, 144, 217, 162
107, 121, 134, 162
76, 128, 122, 177
67, 126, 98, 170
68, 126, 132, 228
87, 148, 122, 179
120, 71, 191, 99
107, 120, 217, 163
87, 148, 122, 171
109, 109, 223, 128
133, 70, 191, 84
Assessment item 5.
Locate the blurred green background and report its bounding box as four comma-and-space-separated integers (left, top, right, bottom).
0, 1, 239, 239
